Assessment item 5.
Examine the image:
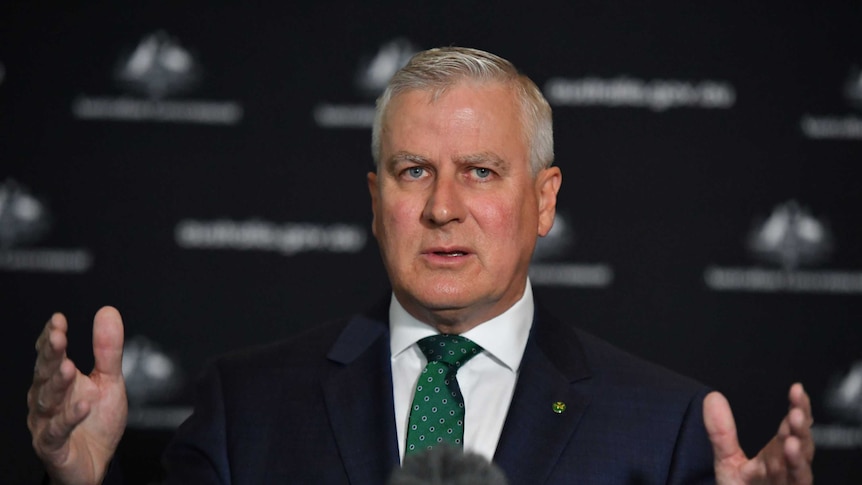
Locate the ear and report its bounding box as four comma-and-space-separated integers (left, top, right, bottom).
535, 167, 562, 237
367, 171, 379, 238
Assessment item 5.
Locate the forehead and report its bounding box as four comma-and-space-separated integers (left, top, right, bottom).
381, 81, 528, 161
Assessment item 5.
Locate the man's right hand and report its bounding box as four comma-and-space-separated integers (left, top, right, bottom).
27, 307, 128, 485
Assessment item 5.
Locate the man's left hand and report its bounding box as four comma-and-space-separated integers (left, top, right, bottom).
704, 383, 814, 485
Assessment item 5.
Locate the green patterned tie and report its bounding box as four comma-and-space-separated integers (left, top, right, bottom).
405, 334, 483, 455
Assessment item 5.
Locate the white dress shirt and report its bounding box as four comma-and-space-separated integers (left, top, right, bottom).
389, 280, 534, 462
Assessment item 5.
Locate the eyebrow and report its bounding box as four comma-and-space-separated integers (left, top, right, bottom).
388, 152, 429, 166
384, 152, 429, 175
454, 152, 508, 174
384, 151, 509, 174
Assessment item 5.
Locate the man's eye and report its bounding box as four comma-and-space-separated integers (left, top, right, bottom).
473, 167, 492, 179
406, 167, 425, 178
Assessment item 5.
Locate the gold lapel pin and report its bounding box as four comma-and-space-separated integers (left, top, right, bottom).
552, 401, 566, 414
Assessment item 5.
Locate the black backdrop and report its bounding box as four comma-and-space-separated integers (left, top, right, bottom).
2, 1, 861, 483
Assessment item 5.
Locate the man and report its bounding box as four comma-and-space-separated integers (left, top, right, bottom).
28, 47, 814, 484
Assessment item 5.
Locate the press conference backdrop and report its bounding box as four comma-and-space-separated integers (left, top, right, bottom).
2, 1, 860, 483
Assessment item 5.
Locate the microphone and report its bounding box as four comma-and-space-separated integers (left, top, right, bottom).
387, 445, 509, 485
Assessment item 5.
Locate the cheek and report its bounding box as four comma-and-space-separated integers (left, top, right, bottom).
379, 199, 420, 242
472, 195, 529, 238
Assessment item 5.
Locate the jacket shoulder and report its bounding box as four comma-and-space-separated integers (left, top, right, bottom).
573, 327, 709, 393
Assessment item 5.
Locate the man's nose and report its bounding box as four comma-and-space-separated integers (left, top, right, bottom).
423, 176, 466, 226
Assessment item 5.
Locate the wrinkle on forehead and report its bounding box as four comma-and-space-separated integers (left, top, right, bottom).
381, 82, 527, 173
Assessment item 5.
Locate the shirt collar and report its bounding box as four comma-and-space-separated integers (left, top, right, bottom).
389, 280, 534, 373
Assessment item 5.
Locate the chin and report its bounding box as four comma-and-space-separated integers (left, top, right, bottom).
402, 281, 472, 308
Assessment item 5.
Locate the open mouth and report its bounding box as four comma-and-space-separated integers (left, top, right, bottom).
433, 251, 467, 257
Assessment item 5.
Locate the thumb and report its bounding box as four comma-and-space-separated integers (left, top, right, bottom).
703, 391, 746, 463
92, 306, 125, 378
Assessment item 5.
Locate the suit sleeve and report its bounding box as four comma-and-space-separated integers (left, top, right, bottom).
162, 362, 232, 485
667, 388, 716, 485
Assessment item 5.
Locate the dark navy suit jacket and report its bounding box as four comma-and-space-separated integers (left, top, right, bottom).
158, 299, 715, 484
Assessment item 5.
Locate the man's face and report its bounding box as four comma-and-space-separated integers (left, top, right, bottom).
368, 81, 561, 333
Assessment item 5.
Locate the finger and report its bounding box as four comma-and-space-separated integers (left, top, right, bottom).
33, 358, 78, 415
788, 383, 813, 424
788, 406, 815, 462
775, 413, 791, 440
33, 314, 69, 382
703, 391, 747, 463
784, 436, 814, 485
35, 313, 67, 352
92, 306, 124, 379
37, 398, 92, 455
28, 358, 78, 438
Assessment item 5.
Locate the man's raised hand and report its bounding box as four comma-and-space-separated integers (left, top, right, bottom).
27, 307, 128, 485
704, 383, 814, 485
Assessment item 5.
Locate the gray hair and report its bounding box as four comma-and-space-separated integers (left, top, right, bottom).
371, 47, 554, 175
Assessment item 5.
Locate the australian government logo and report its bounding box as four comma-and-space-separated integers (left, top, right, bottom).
528, 214, 613, 288
123, 335, 192, 429
313, 38, 419, 128
72, 31, 242, 125
544, 76, 735, 111
175, 218, 367, 255
800, 66, 862, 140
704, 200, 862, 294
811, 360, 862, 449
0, 179, 93, 273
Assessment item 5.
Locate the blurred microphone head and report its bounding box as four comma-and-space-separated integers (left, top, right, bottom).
387, 446, 509, 485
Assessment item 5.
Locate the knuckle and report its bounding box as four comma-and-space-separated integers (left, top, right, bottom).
32, 389, 53, 415
26, 413, 37, 433
31, 436, 44, 456
43, 420, 64, 445
765, 455, 785, 478
32, 367, 46, 383
27, 394, 42, 416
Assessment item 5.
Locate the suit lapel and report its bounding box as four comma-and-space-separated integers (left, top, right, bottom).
494, 306, 593, 485
322, 310, 400, 484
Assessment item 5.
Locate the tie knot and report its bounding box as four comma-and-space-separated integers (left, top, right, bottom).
417, 335, 483, 368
